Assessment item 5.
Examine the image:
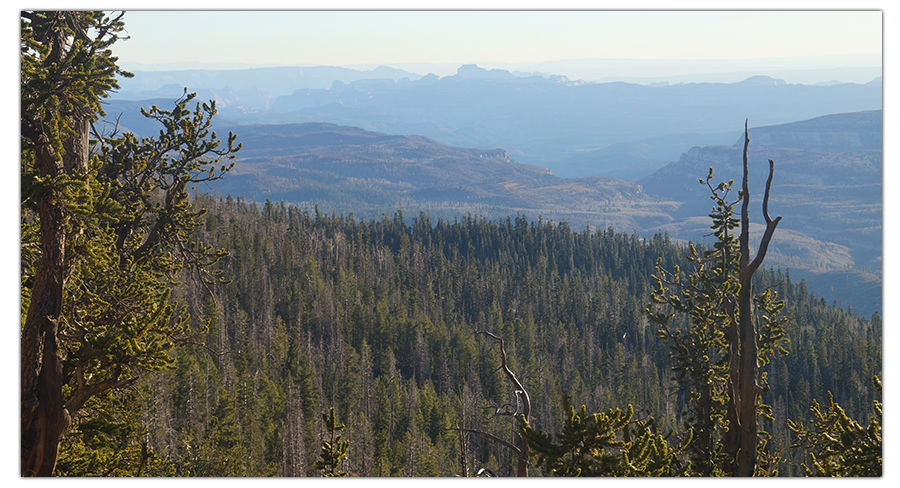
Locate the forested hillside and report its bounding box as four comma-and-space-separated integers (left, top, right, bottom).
202, 115, 883, 318
22, 11, 881, 478
67, 194, 880, 476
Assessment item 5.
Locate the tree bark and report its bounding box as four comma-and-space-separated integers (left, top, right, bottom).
20, 16, 90, 475
21, 137, 72, 477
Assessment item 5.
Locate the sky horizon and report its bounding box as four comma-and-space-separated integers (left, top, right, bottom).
112, 9, 882, 80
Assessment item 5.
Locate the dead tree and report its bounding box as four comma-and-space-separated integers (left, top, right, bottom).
723, 121, 783, 476
456, 426, 468, 477
449, 331, 531, 477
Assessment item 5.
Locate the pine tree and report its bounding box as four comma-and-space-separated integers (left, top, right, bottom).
20, 11, 239, 476
316, 407, 349, 476
519, 396, 691, 476
787, 376, 882, 476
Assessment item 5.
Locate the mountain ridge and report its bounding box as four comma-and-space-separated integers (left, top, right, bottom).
208, 121, 674, 234
106, 65, 881, 178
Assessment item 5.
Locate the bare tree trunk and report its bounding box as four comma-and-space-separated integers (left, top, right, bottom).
457, 426, 468, 477
727, 121, 782, 477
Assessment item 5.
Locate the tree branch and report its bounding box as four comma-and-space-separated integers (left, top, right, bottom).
474, 331, 531, 476
446, 427, 522, 456
743, 159, 782, 280
475, 331, 531, 419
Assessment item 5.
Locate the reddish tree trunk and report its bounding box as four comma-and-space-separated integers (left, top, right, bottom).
21, 138, 71, 476
20, 17, 90, 470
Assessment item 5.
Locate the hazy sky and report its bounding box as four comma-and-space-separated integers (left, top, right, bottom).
112, 8, 883, 71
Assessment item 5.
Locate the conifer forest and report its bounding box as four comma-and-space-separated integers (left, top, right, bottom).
20, 11, 882, 477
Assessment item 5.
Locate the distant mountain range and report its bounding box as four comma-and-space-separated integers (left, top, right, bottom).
104, 65, 881, 316
114, 65, 425, 96
639, 110, 882, 263
106, 64, 881, 180
117, 55, 882, 91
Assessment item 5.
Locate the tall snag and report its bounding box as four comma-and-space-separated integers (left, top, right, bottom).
648, 121, 787, 476
728, 120, 783, 476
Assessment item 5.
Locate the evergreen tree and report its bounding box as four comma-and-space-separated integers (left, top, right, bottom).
520, 396, 691, 476
55, 387, 174, 476
788, 376, 882, 477
186, 389, 246, 476
20, 11, 239, 476
316, 408, 349, 476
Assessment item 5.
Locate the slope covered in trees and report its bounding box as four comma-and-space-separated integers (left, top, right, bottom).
21, 10, 880, 477
77, 194, 880, 476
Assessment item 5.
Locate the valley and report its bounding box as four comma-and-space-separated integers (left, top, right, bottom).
99, 61, 885, 324
197, 110, 882, 317
22, 11, 883, 478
